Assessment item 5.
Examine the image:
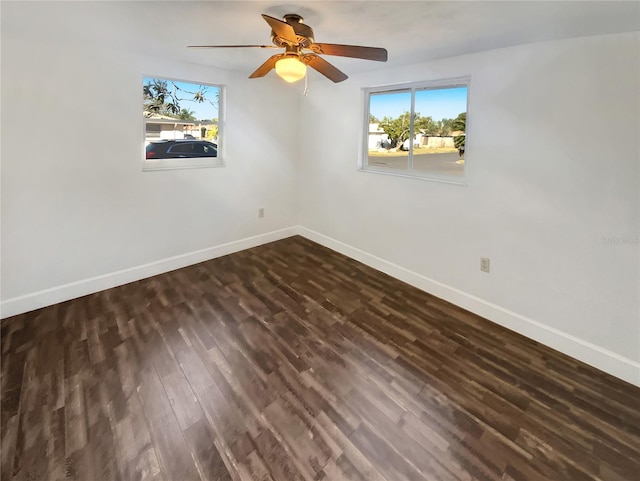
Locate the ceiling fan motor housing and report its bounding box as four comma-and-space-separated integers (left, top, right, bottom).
271, 14, 314, 48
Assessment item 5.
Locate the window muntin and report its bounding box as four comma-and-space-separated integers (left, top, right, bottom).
142, 76, 223, 171
363, 78, 468, 182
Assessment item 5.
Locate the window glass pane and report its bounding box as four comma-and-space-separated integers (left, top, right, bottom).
412, 86, 467, 176
367, 90, 411, 170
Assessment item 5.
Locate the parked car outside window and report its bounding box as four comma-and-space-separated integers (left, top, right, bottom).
145, 140, 218, 159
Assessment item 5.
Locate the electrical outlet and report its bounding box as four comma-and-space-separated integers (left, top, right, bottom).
480, 257, 490, 273
258, 208, 265, 218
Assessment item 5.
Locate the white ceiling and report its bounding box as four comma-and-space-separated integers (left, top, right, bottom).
4, 1, 640, 78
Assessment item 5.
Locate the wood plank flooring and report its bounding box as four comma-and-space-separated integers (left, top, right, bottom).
2, 235, 639, 481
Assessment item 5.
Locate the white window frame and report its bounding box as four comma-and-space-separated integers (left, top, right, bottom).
142, 75, 225, 171
360, 76, 470, 185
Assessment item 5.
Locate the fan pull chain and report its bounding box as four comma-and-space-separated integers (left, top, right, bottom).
303, 70, 309, 96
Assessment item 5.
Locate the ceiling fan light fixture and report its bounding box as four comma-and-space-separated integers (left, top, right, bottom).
275, 56, 306, 82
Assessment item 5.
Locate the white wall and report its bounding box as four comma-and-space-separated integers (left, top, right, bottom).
298, 32, 640, 385
1, 32, 300, 314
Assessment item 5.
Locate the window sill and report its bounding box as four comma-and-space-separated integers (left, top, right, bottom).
358, 165, 467, 186
142, 157, 225, 171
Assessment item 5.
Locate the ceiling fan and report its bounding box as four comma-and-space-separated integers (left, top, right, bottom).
188, 13, 388, 83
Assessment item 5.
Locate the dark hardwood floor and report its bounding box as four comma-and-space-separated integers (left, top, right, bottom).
2, 236, 639, 481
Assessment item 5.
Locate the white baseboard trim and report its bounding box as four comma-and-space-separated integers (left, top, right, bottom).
0, 227, 298, 319
297, 226, 640, 387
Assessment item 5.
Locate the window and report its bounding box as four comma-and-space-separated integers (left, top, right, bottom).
143, 76, 223, 171
363, 77, 468, 183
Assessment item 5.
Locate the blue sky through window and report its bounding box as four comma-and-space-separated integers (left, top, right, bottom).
143, 77, 219, 121
370, 86, 467, 121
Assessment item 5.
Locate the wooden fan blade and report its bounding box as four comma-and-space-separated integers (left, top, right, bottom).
188, 45, 277, 49
262, 14, 298, 43
304, 54, 348, 83
311, 43, 388, 61
249, 54, 283, 78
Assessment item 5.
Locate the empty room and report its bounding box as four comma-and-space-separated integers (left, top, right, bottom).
1, 1, 639, 480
